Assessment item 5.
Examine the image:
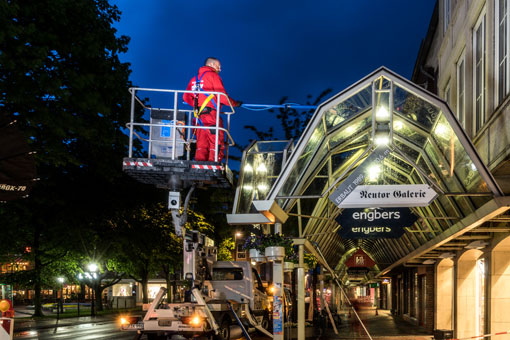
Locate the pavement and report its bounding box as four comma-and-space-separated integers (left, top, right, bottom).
12, 306, 140, 333
322, 307, 433, 340
13, 314, 123, 332
11, 306, 433, 340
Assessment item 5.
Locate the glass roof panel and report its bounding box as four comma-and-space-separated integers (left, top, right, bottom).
393, 114, 428, 147
279, 125, 325, 197
331, 147, 366, 176
393, 138, 421, 163
393, 85, 440, 132
326, 84, 372, 132
234, 141, 289, 214
431, 113, 485, 192
330, 114, 371, 149
394, 84, 441, 132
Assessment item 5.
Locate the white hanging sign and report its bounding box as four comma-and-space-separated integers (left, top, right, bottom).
337, 184, 437, 208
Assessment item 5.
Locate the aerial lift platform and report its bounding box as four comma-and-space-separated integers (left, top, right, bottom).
123, 87, 234, 190
122, 87, 236, 235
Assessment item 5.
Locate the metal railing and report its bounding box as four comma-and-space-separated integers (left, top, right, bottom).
126, 87, 236, 164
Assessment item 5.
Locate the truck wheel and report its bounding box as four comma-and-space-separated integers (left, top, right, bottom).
261, 314, 271, 331
214, 319, 230, 340
257, 312, 272, 335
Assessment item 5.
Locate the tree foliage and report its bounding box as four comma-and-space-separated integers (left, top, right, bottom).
0, 0, 235, 316
217, 237, 235, 261
112, 203, 214, 303
0, 0, 141, 316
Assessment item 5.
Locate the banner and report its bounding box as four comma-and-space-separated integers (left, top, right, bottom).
336, 207, 418, 228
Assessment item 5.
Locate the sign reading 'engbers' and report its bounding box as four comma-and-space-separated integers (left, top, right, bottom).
335, 207, 418, 239
336, 207, 418, 228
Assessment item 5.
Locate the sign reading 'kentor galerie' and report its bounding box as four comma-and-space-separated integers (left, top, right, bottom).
336, 184, 437, 208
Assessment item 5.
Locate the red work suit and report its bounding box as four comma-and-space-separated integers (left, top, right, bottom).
183, 66, 239, 162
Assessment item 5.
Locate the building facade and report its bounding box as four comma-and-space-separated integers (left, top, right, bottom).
410, 0, 510, 337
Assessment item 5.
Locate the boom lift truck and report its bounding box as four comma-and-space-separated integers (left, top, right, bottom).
121, 88, 273, 339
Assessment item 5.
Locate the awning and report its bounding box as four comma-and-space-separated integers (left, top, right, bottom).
229, 67, 507, 279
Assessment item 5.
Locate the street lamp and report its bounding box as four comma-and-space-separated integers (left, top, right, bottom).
88, 263, 98, 273
57, 277, 64, 314
234, 232, 242, 261
78, 263, 99, 316
88, 263, 98, 316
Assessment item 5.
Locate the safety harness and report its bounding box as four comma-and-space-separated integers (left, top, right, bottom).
193, 71, 218, 121
191, 71, 221, 138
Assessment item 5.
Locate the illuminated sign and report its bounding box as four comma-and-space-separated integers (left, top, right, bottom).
345, 249, 376, 268
337, 184, 437, 208
337, 225, 406, 239
336, 207, 418, 228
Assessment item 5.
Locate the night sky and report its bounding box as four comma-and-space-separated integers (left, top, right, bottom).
112, 0, 435, 165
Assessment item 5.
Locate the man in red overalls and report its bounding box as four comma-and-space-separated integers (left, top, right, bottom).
183, 57, 241, 162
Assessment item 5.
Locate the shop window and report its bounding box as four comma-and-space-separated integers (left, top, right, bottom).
476, 258, 486, 336
414, 272, 418, 318
457, 52, 466, 127
473, 11, 486, 134
496, 0, 510, 105
444, 0, 451, 33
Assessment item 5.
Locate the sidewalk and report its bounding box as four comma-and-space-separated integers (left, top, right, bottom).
324, 308, 432, 340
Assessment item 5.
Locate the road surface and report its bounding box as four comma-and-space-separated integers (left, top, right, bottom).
14, 321, 250, 339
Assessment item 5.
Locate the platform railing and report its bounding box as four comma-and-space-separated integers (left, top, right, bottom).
127, 87, 236, 164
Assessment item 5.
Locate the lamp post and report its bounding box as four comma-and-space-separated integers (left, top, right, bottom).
234, 232, 242, 260
88, 263, 98, 317
77, 273, 83, 317
78, 263, 98, 317
57, 277, 64, 314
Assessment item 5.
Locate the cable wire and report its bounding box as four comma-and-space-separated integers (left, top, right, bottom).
241, 103, 317, 111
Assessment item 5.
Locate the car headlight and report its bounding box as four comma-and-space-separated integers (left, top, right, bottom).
181, 314, 203, 327
119, 316, 140, 325
190, 315, 202, 327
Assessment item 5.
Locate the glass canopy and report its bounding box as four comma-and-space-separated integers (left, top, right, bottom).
232, 67, 503, 274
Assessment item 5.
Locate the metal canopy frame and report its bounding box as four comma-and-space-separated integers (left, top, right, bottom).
229, 67, 506, 276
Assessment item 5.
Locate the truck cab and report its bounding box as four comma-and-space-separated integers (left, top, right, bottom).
208, 261, 269, 317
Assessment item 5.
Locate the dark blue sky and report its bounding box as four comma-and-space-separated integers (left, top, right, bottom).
112, 0, 435, 160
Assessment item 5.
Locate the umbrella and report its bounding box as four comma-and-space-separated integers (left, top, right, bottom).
0, 114, 37, 202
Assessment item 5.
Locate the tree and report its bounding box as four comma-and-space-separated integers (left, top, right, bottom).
217, 237, 235, 261
76, 224, 126, 313
0, 0, 141, 316
113, 203, 214, 304
77, 261, 123, 314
